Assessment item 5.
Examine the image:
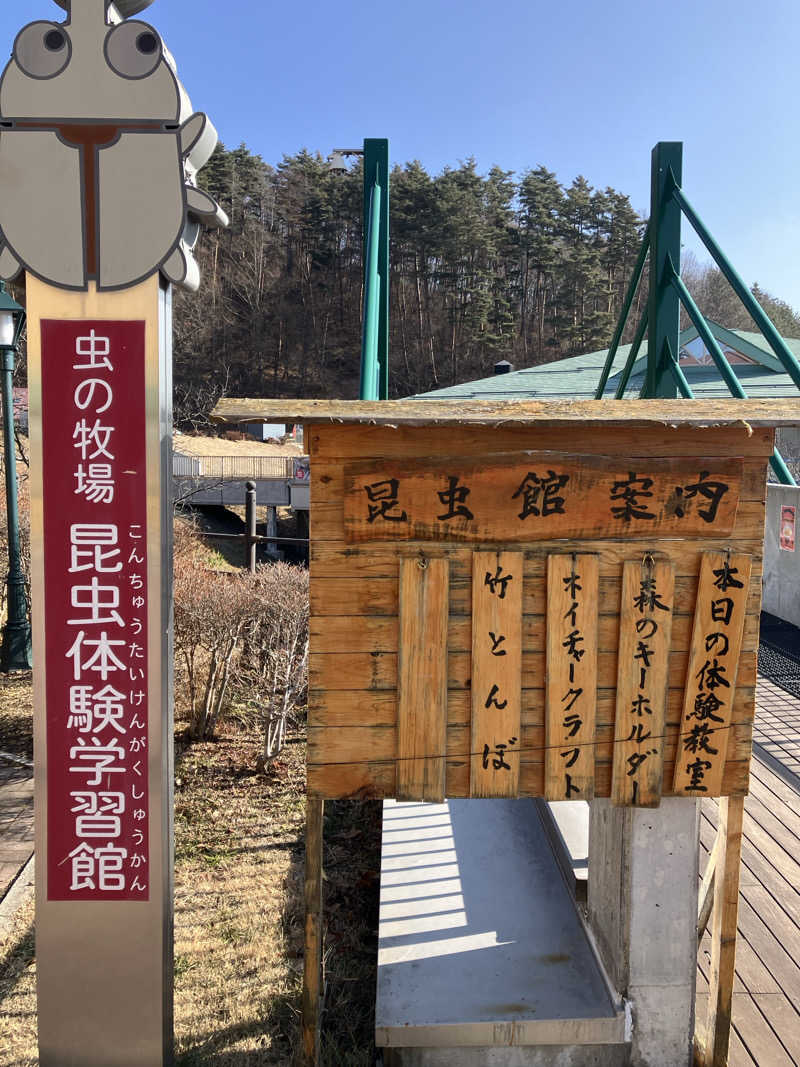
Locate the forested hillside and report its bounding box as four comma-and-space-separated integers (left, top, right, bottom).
172, 143, 800, 429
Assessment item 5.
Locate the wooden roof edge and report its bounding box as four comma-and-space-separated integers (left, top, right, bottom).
211, 397, 800, 428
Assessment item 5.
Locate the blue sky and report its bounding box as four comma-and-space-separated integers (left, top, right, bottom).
2, 0, 800, 310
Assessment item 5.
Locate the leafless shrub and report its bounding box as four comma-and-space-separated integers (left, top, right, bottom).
236, 563, 309, 768
173, 562, 259, 740
173, 535, 309, 758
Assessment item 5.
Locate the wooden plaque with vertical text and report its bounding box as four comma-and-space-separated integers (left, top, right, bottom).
208, 399, 794, 804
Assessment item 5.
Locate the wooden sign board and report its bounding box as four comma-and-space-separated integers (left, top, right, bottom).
210, 399, 797, 806
345, 453, 742, 542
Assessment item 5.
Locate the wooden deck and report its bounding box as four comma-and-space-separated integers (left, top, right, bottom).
697, 681, 800, 1065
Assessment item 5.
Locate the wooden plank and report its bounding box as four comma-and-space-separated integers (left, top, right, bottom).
305, 720, 756, 766
310, 574, 763, 624
611, 559, 674, 806
308, 684, 757, 729
674, 553, 753, 797
729, 995, 793, 1067
344, 454, 743, 542
545, 554, 598, 801
309, 648, 757, 693
211, 395, 795, 430
704, 794, 745, 1067
309, 422, 775, 461
739, 791, 800, 866
302, 795, 324, 1067
737, 889, 800, 993
749, 758, 800, 818
314, 498, 767, 545
470, 551, 522, 797
313, 458, 769, 504
310, 538, 766, 579
306, 754, 752, 799
308, 610, 760, 655
752, 995, 800, 1064
396, 557, 449, 802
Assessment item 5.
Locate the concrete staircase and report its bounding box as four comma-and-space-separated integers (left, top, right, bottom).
376, 799, 630, 1067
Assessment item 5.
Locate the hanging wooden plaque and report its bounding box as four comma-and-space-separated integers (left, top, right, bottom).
470, 551, 523, 797
611, 559, 675, 807
545, 554, 599, 802
673, 552, 752, 797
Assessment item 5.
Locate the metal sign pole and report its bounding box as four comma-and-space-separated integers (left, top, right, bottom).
0, 1, 226, 1062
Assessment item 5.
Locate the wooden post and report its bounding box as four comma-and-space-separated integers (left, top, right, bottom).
302, 795, 324, 1066
703, 795, 744, 1067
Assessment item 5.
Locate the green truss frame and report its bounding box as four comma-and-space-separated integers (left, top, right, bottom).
595, 142, 798, 485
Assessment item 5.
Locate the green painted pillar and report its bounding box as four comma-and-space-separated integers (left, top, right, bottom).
363, 138, 389, 399
647, 142, 682, 398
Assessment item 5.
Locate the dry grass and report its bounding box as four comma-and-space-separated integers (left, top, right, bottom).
174, 435, 304, 459
173, 729, 307, 1065
0, 681, 380, 1066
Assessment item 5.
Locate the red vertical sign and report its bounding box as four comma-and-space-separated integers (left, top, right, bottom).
42, 320, 149, 902
780, 505, 796, 552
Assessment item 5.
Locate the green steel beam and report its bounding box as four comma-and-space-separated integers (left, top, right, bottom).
360, 176, 382, 400
669, 260, 796, 485
673, 184, 800, 392
668, 259, 747, 399
363, 138, 389, 399
614, 306, 649, 398
667, 354, 694, 398
647, 143, 683, 397
769, 448, 797, 486
595, 220, 650, 398
669, 259, 796, 484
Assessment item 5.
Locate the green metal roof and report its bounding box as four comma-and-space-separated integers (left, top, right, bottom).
415, 323, 800, 402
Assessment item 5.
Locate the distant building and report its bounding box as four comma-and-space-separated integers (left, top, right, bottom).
415, 320, 800, 481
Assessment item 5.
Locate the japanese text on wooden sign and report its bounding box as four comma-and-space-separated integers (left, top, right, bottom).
309, 423, 768, 807
42, 321, 149, 901
673, 553, 751, 797
345, 454, 743, 542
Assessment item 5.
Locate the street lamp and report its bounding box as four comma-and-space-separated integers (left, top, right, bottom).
0, 281, 31, 671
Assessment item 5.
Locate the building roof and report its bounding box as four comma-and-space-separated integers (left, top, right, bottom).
414, 322, 800, 402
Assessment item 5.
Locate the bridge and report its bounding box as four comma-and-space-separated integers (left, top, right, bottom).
172, 443, 309, 509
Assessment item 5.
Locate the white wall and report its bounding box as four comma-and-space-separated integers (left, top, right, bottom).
763, 484, 800, 628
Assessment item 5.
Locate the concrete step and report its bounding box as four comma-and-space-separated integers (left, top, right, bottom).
376, 798, 628, 1063
540, 799, 590, 902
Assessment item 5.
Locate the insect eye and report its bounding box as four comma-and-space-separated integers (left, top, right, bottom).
105, 21, 162, 79
136, 32, 158, 55
13, 21, 71, 79
44, 29, 66, 52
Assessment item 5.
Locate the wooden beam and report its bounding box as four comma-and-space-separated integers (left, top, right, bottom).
697, 831, 720, 947
210, 396, 799, 429
397, 557, 449, 801
703, 795, 745, 1067
302, 796, 325, 1066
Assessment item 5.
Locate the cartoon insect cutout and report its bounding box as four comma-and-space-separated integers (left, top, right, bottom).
0, 0, 228, 292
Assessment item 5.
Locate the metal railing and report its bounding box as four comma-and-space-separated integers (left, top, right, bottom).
595, 142, 798, 486
173, 453, 297, 480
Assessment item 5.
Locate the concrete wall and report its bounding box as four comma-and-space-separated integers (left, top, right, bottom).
763, 484, 800, 628
588, 799, 699, 1067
